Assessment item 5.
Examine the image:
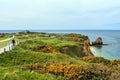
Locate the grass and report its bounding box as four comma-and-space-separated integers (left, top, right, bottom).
0, 46, 86, 66
0, 66, 63, 80
0, 40, 12, 48
0, 33, 87, 79
0, 33, 120, 80
0, 33, 13, 40
40, 38, 78, 47
0, 33, 13, 48
0, 36, 86, 79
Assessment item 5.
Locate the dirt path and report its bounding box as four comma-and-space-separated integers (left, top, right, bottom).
0, 36, 14, 43
0, 36, 16, 54
0, 37, 38, 54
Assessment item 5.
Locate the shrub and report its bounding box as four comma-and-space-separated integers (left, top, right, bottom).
80, 56, 110, 65
26, 62, 120, 80
36, 45, 56, 53
110, 60, 120, 66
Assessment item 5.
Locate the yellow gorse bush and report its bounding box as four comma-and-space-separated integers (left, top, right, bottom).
27, 62, 120, 80
80, 56, 111, 65
36, 45, 56, 53
110, 60, 120, 66
80, 56, 120, 66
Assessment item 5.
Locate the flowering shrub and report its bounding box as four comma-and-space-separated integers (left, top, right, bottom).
36, 45, 56, 53
80, 56, 110, 65
110, 60, 120, 66
80, 56, 120, 68
27, 62, 120, 80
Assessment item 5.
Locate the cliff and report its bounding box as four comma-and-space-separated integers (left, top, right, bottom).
59, 35, 93, 57
82, 37, 93, 56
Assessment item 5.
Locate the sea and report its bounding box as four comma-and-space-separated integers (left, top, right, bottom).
0, 30, 120, 60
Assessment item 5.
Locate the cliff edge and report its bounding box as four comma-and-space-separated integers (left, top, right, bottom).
82, 36, 93, 56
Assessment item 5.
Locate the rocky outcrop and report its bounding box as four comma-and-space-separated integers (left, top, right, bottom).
59, 36, 93, 57
18, 30, 30, 34
82, 37, 93, 56
59, 46, 84, 57
92, 37, 103, 46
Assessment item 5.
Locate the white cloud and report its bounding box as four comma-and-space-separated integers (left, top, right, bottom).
0, 0, 120, 29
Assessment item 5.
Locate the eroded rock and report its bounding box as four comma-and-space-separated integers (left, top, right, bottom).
92, 37, 103, 45
82, 37, 93, 56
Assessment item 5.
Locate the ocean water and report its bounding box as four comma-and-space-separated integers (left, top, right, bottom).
0, 30, 120, 60
77, 30, 120, 60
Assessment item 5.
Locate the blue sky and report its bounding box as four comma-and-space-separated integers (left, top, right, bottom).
0, 0, 120, 30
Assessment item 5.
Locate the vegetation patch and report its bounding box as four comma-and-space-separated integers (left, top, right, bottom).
27, 62, 120, 80
59, 45, 84, 58
0, 32, 120, 80
36, 45, 56, 53
80, 56, 111, 65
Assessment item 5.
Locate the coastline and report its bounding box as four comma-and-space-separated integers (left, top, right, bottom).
0, 30, 120, 60
90, 46, 98, 56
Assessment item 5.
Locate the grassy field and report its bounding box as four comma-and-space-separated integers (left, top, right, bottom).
0, 32, 120, 80
0, 66, 64, 80
0, 33, 12, 40
0, 40, 12, 48
0, 33, 14, 48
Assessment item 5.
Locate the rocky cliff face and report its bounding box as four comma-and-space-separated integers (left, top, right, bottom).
82, 37, 93, 56
59, 35, 93, 57
92, 37, 103, 45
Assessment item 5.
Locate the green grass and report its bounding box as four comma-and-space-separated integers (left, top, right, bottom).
0, 33, 120, 80
0, 46, 86, 66
0, 40, 12, 48
0, 66, 64, 80
0, 38, 8, 41
0, 33, 89, 67
0, 37, 86, 79
0, 36, 8, 41
0, 33, 12, 40
40, 38, 78, 47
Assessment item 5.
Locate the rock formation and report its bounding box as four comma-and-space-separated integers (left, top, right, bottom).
92, 37, 103, 46
59, 35, 93, 57
82, 37, 93, 56
18, 30, 30, 34
59, 46, 84, 57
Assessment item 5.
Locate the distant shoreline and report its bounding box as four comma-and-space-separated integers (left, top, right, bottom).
0, 30, 120, 33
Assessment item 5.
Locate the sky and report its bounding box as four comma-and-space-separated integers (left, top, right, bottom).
0, 0, 120, 30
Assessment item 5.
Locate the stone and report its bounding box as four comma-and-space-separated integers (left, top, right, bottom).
82, 38, 93, 56
92, 37, 103, 45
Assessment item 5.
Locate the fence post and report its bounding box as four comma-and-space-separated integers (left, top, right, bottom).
8, 41, 10, 50
4, 48, 6, 52
9, 46, 10, 50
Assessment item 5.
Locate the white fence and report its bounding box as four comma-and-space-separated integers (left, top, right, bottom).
0, 41, 19, 54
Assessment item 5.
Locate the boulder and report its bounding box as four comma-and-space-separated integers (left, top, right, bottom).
92, 37, 103, 45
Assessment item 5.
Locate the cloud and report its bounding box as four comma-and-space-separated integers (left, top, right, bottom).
0, 0, 120, 29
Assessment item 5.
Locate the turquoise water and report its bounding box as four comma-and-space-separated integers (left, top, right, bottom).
78, 30, 120, 60
0, 30, 120, 60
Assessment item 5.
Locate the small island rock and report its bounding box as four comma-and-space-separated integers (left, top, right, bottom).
92, 37, 103, 45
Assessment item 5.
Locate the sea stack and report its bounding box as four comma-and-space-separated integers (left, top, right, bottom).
92, 37, 103, 46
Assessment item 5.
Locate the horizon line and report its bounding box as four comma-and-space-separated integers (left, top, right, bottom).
0, 29, 120, 31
